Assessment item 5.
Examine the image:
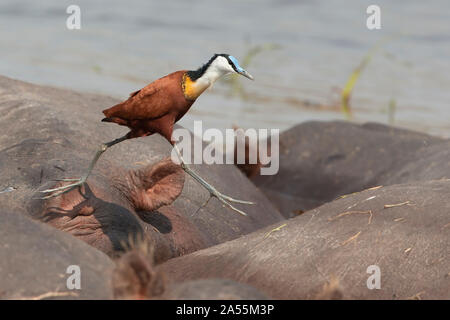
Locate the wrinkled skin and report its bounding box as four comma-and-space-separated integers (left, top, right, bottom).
27, 158, 198, 261
0, 210, 114, 299
159, 180, 449, 299
252, 121, 448, 217
0, 75, 283, 262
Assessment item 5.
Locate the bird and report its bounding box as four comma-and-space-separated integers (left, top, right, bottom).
39, 54, 255, 216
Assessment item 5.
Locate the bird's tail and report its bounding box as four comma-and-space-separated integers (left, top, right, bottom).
101, 117, 128, 126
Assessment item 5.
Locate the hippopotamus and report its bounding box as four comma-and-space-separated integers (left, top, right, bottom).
2, 75, 448, 300
0, 75, 283, 262
252, 121, 450, 217
0, 210, 113, 299
159, 180, 449, 299
112, 245, 268, 300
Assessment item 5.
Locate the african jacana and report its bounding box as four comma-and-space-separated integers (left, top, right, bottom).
40, 54, 254, 216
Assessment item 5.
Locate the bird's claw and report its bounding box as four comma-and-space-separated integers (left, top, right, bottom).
217, 193, 254, 205
209, 189, 254, 216
37, 177, 86, 200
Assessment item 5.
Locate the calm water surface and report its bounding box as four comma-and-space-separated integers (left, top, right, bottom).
1, 0, 449, 136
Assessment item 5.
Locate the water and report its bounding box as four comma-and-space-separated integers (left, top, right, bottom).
1, 0, 449, 136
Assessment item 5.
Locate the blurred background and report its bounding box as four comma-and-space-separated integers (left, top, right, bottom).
1, 0, 449, 136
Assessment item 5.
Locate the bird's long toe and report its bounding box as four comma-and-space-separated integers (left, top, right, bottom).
217, 193, 254, 205
37, 178, 86, 199
215, 196, 248, 217
40, 182, 80, 193
38, 187, 76, 200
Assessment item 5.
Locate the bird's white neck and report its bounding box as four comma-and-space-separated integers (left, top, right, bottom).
183, 58, 232, 100
196, 63, 230, 89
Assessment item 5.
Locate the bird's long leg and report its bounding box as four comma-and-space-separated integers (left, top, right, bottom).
172, 144, 254, 216
38, 134, 129, 199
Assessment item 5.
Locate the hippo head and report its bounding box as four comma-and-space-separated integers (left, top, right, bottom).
28, 158, 205, 262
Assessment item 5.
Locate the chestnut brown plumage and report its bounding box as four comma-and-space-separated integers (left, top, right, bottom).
102, 71, 192, 141
39, 54, 255, 216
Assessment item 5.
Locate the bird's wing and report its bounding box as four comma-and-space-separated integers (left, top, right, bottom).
102, 70, 187, 121
103, 82, 167, 120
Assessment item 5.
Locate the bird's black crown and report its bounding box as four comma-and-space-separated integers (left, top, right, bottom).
187, 53, 236, 80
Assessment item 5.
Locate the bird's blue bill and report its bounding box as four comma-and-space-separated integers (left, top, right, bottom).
229, 55, 254, 80
238, 69, 254, 80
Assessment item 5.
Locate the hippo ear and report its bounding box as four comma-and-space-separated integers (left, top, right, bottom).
113, 249, 166, 299
117, 158, 185, 212
233, 125, 266, 178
